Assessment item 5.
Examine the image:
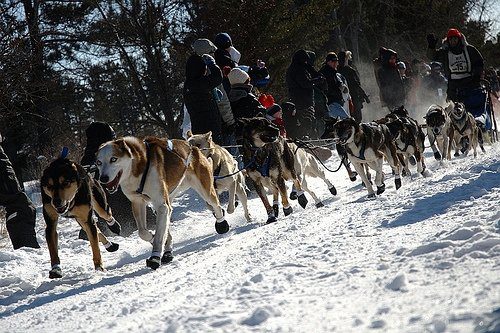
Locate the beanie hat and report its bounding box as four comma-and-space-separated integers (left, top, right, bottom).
214, 33, 232, 49
266, 104, 282, 117
447, 28, 462, 39
227, 68, 250, 85
325, 52, 338, 62
192, 38, 217, 56
258, 94, 275, 109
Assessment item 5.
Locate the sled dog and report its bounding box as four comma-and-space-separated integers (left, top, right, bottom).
186, 130, 251, 222
322, 117, 402, 198
424, 104, 454, 161
448, 101, 482, 157
96, 136, 229, 270
41, 157, 120, 279
238, 117, 308, 223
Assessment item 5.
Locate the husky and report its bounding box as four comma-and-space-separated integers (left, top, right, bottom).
322, 117, 402, 198
41, 157, 120, 279
424, 104, 454, 161
376, 106, 428, 177
186, 130, 251, 222
238, 117, 308, 223
96, 136, 229, 270
448, 101, 483, 157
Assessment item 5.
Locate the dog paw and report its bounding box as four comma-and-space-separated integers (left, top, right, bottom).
298, 193, 308, 208
106, 218, 121, 235
266, 215, 277, 224
349, 171, 358, 181
289, 191, 298, 200
329, 186, 337, 196
315, 202, 325, 208
367, 193, 376, 199
394, 178, 402, 190
105, 242, 119, 252
95, 265, 105, 272
283, 206, 293, 216
161, 251, 174, 264
376, 183, 386, 195
273, 204, 279, 218
434, 151, 442, 160
454, 152, 460, 157
215, 220, 230, 234
49, 265, 62, 279
146, 256, 161, 270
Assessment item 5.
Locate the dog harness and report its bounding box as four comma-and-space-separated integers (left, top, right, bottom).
451, 112, 469, 135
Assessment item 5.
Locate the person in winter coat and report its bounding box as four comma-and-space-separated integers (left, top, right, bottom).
305, 51, 329, 135
286, 49, 324, 139
338, 51, 370, 123
0, 132, 40, 250
319, 52, 350, 119
377, 48, 405, 110
192, 38, 237, 151
265, 104, 287, 137
427, 28, 484, 103
228, 68, 266, 120
214, 32, 241, 94
420, 61, 448, 106
183, 53, 224, 145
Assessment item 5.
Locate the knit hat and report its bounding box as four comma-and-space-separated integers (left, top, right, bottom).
266, 104, 282, 117
192, 38, 217, 56
325, 52, 338, 62
227, 68, 250, 85
258, 94, 275, 109
214, 33, 232, 49
447, 28, 462, 39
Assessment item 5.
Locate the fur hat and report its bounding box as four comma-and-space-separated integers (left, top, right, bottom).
228, 68, 250, 85
192, 38, 217, 56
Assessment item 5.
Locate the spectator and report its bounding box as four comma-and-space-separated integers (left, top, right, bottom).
214, 32, 240, 94
377, 48, 405, 110
286, 49, 324, 139
265, 104, 287, 137
305, 51, 329, 135
0, 132, 40, 250
227, 68, 266, 120
319, 52, 350, 119
183, 53, 224, 144
338, 50, 370, 122
420, 61, 448, 106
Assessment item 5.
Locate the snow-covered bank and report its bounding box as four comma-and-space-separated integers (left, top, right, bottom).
0, 143, 499, 333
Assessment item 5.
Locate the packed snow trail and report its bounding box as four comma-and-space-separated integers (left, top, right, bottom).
0, 144, 499, 333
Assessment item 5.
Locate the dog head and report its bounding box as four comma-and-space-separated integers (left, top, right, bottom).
384, 118, 406, 141
95, 138, 133, 193
41, 158, 85, 215
424, 105, 448, 136
186, 130, 215, 157
391, 105, 409, 118
238, 117, 280, 148
449, 101, 466, 120
321, 117, 339, 139
322, 117, 358, 144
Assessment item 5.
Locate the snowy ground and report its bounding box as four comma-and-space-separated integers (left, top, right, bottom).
0, 141, 499, 333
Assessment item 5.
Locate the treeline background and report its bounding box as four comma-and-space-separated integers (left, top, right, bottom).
1, 0, 499, 181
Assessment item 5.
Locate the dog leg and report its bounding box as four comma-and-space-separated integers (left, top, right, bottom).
277, 177, 293, 215
472, 130, 478, 158
77, 210, 104, 271
386, 146, 402, 190
428, 132, 441, 160
147, 201, 171, 270
235, 182, 251, 222
254, 181, 275, 223
301, 176, 323, 207
91, 184, 121, 235
272, 187, 279, 218
310, 159, 336, 196
162, 230, 174, 264
226, 180, 237, 215
291, 179, 308, 209
132, 200, 154, 243
44, 206, 62, 278
353, 162, 375, 197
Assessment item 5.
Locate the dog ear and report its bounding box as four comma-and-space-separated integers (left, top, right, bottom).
72, 163, 87, 182
115, 138, 133, 158
205, 131, 212, 142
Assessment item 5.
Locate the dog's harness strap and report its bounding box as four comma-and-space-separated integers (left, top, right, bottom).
136, 141, 151, 194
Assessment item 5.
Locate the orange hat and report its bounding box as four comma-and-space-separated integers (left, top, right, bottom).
446, 28, 462, 39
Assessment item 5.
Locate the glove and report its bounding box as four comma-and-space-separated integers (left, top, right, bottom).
426, 33, 438, 49
202, 54, 216, 67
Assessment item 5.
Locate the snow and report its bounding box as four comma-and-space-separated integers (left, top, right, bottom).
0, 142, 499, 333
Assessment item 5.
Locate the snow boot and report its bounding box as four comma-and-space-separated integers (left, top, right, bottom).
283, 206, 293, 216
105, 241, 119, 252
161, 251, 173, 264
329, 186, 337, 196
377, 183, 386, 195
146, 256, 161, 270
49, 265, 63, 279
298, 193, 308, 208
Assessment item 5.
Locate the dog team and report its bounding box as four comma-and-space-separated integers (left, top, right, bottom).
40, 101, 486, 278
